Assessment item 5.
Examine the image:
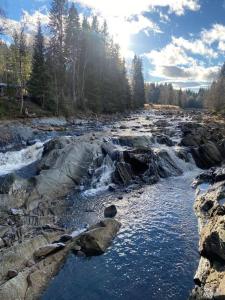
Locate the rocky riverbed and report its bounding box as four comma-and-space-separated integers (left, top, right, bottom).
0, 108, 224, 299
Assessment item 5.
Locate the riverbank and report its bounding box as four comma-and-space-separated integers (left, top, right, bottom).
0, 107, 224, 299
190, 166, 225, 299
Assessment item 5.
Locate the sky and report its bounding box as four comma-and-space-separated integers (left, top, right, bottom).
1, 0, 225, 91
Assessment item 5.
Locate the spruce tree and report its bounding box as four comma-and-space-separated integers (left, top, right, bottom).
28, 21, 48, 107
11, 26, 31, 113
48, 0, 68, 115
131, 55, 145, 109
77, 16, 90, 108
84, 16, 102, 113
64, 3, 80, 109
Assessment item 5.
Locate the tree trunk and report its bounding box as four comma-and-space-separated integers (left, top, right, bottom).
20, 88, 24, 114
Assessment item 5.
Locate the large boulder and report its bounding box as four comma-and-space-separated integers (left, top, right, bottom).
191, 142, 223, 169
0, 174, 17, 194
194, 181, 225, 229
26, 136, 101, 210
116, 135, 154, 149
193, 166, 225, 187
175, 147, 192, 163
0, 123, 34, 151
101, 142, 122, 161
181, 134, 202, 147
74, 219, 121, 256
156, 150, 183, 178
156, 134, 174, 147
113, 162, 133, 184
200, 215, 225, 262
124, 150, 151, 173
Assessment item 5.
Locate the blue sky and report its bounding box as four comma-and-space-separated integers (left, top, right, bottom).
1, 0, 225, 90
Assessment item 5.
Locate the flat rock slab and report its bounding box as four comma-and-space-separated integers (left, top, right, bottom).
34, 243, 65, 258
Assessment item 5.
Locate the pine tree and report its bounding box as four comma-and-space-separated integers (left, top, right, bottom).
77, 16, 90, 108
121, 58, 131, 110
178, 89, 183, 107
11, 25, 31, 113
48, 0, 68, 115
64, 3, 80, 109
84, 16, 102, 112
206, 62, 225, 111
131, 55, 145, 109
28, 22, 48, 107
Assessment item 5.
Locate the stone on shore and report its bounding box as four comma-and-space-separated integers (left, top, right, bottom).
34, 243, 65, 258
73, 219, 121, 256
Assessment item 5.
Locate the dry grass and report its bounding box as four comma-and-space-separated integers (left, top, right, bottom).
144, 103, 180, 110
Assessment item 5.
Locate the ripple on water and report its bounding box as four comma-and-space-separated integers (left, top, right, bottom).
42, 170, 200, 300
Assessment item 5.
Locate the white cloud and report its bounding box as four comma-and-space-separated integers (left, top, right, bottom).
21, 10, 49, 32
74, 0, 200, 57
172, 36, 217, 58
1, 10, 49, 37
145, 31, 219, 85
75, 0, 200, 17
159, 11, 170, 23
154, 65, 219, 81
201, 24, 225, 45
145, 43, 195, 66
0, 10, 49, 46
107, 14, 161, 57
218, 41, 225, 51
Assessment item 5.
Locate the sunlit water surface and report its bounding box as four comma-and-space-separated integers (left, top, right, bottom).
42, 170, 199, 300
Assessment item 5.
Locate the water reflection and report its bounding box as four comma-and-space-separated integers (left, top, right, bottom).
42, 171, 199, 300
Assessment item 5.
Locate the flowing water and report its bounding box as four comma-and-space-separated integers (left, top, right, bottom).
41, 112, 200, 300
0, 111, 200, 300
0, 141, 43, 176
42, 170, 199, 300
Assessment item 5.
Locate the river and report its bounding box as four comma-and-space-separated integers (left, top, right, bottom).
42, 170, 199, 300
41, 111, 200, 300
0, 110, 201, 299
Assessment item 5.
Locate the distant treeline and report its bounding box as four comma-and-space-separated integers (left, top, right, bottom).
1, 1, 225, 114
0, 1, 145, 115
205, 63, 225, 112
145, 83, 206, 109
145, 60, 225, 111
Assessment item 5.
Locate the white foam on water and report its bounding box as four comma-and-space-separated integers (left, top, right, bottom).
0, 142, 44, 176
84, 155, 115, 196
70, 228, 87, 238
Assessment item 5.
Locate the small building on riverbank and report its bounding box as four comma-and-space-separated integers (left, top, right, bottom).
0, 83, 22, 98
0, 83, 7, 97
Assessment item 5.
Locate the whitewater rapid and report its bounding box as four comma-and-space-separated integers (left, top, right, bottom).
0, 142, 44, 176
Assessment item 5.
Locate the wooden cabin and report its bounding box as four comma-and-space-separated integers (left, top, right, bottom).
0, 83, 7, 97
0, 83, 22, 98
